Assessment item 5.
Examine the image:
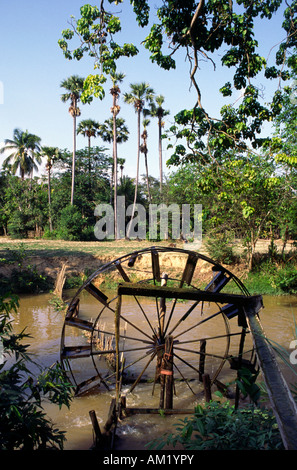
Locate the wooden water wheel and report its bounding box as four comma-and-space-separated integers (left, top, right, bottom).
60, 246, 262, 412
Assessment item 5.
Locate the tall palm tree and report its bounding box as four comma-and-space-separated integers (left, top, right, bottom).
41, 146, 61, 232
77, 119, 100, 185
60, 75, 87, 205
98, 117, 129, 145
0, 128, 41, 180
149, 95, 170, 197
140, 118, 152, 203
99, 117, 129, 208
109, 72, 125, 239
118, 158, 126, 179
124, 82, 155, 237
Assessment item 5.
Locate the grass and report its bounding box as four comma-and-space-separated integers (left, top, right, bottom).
0, 238, 176, 260
1, 237, 297, 296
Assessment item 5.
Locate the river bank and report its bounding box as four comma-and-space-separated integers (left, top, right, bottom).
0, 236, 296, 296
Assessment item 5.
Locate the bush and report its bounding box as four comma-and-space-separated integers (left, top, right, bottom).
272, 264, 297, 294
148, 399, 284, 450
205, 234, 237, 265
9, 267, 50, 294
42, 228, 58, 239
7, 211, 27, 239
0, 293, 73, 450
56, 205, 84, 241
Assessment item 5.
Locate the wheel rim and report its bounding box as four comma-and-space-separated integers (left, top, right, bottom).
60, 246, 253, 403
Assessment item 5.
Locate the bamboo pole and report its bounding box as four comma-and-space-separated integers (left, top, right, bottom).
245, 301, 297, 450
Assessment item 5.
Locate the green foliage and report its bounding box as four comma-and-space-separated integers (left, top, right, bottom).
0, 128, 42, 180
235, 367, 261, 405
2, 176, 48, 238
272, 264, 297, 294
132, 0, 296, 162
205, 234, 237, 265
148, 399, 284, 450
56, 205, 84, 241
59, 4, 138, 100
0, 244, 51, 295
167, 155, 288, 269
0, 293, 73, 450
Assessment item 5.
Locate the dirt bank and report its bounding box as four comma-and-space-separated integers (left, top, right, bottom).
0, 236, 293, 290
0, 238, 194, 280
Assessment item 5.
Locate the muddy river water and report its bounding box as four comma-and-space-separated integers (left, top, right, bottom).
9, 290, 297, 450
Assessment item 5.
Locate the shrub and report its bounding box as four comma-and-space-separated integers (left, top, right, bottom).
56, 205, 84, 241
272, 264, 297, 294
148, 399, 284, 450
0, 293, 73, 450
9, 266, 50, 294
205, 234, 237, 265
7, 210, 27, 239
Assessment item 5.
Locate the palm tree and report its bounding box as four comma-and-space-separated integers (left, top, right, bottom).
149, 95, 169, 197
98, 117, 129, 145
41, 146, 61, 232
77, 119, 100, 185
118, 158, 126, 179
124, 82, 155, 237
109, 72, 125, 239
140, 118, 152, 203
60, 75, 88, 205
0, 128, 41, 180
99, 117, 129, 208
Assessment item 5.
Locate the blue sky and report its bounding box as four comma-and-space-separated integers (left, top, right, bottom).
0, 1, 289, 181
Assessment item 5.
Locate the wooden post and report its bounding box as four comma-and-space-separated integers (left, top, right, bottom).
165, 335, 174, 409
157, 272, 168, 403
159, 272, 168, 337
159, 365, 165, 409
120, 394, 127, 419
235, 328, 246, 409
159, 335, 174, 409
89, 410, 102, 446
115, 295, 122, 402
199, 339, 206, 382
53, 263, 67, 299
245, 301, 297, 450
203, 373, 212, 402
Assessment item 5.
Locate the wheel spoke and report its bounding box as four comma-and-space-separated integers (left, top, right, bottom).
172, 352, 201, 374
163, 254, 198, 336
173, 309, 224, 340
132, 296, 156, 336
166, 300, 200, 336
175, 331, 242, 345
93, 327, 154, 345
115, 260, 156, 336
174, 345, 230, 361
129, 351, 157, 393
173, 362, 196, 395
119, 313, 153, 341
92, 345, 153, 356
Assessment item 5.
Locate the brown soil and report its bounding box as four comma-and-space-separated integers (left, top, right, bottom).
0, 236, 293, 287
